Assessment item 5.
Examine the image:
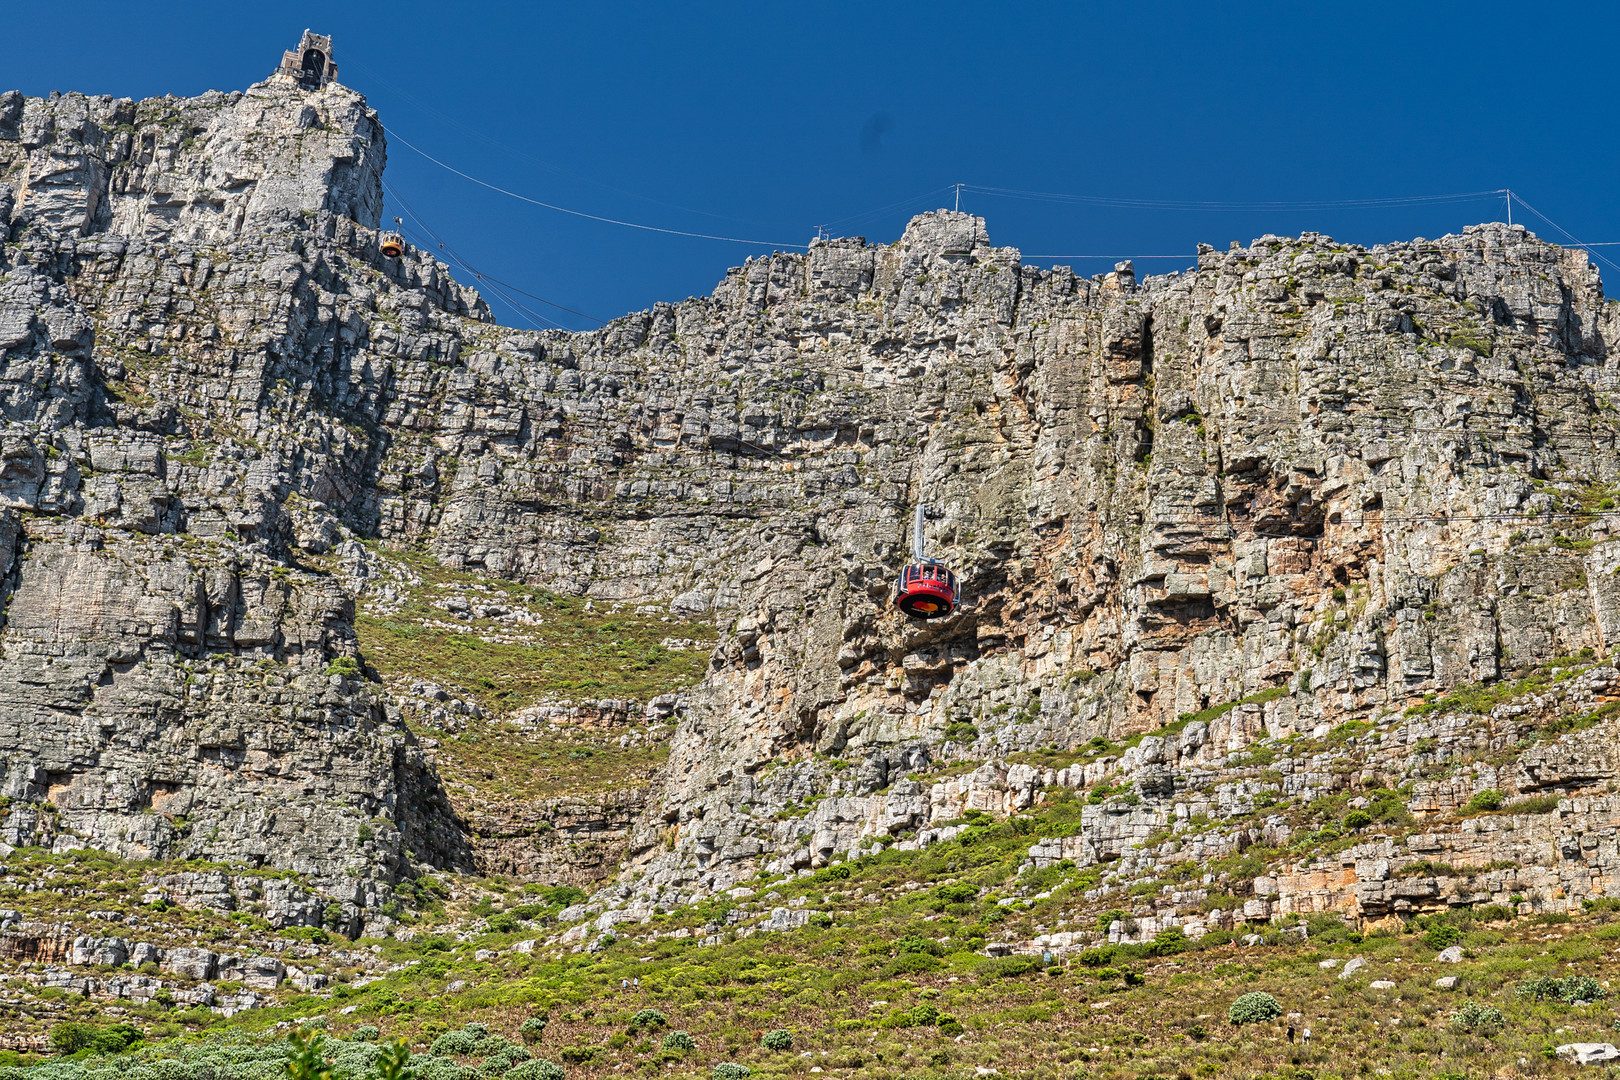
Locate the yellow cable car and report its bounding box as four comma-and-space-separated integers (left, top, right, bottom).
380, 232, 404, 258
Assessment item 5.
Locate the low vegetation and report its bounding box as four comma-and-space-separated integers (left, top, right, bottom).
353, 545, 716, 711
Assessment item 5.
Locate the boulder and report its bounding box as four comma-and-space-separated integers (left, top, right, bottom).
1556, 1044, 1620, 1066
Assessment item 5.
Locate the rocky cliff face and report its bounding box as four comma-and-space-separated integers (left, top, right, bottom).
5, 57, 1620, 933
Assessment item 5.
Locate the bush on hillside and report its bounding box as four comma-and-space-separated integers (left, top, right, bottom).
1517, 975, 1607, 1003
1451, 1002, 1505, 1031
431, 1026, 490, 1057
49, 1022, 142, 1055
1423, 923, 1462, 950
628, 1009, 668, 1033
505, 1061, 565, 1080
760, 1030, 793, 1051
1228, 992, 1283, 1026
661, 1031, 695, 1051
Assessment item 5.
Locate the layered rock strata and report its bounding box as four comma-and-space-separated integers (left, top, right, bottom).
4, 55, 1620, 924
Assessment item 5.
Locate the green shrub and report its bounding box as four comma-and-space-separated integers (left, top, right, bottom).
1462, 789, 1505, 814
480, 1046, 532, 1075
325, 656, 363, 677
895, 933, 946, 956
937, 1015, 964, 1036
943, 722, 979, 742
353, 1026, 381, 1042
430, 1028, 487, 1057
712, 1065, 751, 1080
505, 1062, 565, 1080
884, 951, 942, 975
375, 1040, 413, 1080
760, 1030, 793, 1051
486, 912, 520, 934
977, 954, 1041, 979
661, 1031, 695, 1051
518, 1018, 548, 1045
1423, 923, 1462, 950
48, 1022, 142, 1055
413, 1057, 474, 1080
1517, 975, 1607, 1003
1228, 992, 1283, 1025
628, 1009, 668, 1033
286, 1030, 336, 1080
1343, 809, 1373, 830
1451, 1002, 1505, 1031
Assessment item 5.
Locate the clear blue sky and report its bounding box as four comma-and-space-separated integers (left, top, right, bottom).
10, 2, 1618, 330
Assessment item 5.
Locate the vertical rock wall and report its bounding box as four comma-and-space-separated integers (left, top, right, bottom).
2, 63, 1618, 913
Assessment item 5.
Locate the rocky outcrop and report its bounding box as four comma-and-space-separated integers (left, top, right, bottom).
6, 44, 1620, 925
617, 217, 1620, 904
0, 65, 475, 909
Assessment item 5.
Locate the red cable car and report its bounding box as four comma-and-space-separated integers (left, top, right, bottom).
896, 505, 958, 619
897, 560, 957, 619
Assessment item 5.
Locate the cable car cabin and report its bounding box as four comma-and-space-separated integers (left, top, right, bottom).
896, 560, 957, 619
380, 232, 405, 258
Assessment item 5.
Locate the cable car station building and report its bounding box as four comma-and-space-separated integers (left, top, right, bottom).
276, 31, 338, 90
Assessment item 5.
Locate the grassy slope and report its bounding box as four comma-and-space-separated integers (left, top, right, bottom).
353, 545, 717, 714
349, 544, 712, 834
11, 789, 1620, 1080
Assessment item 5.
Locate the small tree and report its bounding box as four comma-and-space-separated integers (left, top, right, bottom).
49, 1023, 98, 1055
1228, 992, 1283, 1026
519, 1018, 548, 1045
760, 1030, 793, 1051
661, 1031, 695, 1051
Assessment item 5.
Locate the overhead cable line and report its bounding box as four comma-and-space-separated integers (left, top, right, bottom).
1044, 509, 1620, 527
819, 185, 958, 233
390, 210, 560, 331
346, 59, 767, 228
385, 128, 810, 249
1504, 190, 1620, 276
383, 179, 606, 329
1022, 253, 1197, 260
960, 184, 1510, 212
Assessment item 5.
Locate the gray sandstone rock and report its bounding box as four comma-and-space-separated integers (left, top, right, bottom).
1557, 1044, 1620, 1066
6, 53, 1620, 931
160, 946, 217, 981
